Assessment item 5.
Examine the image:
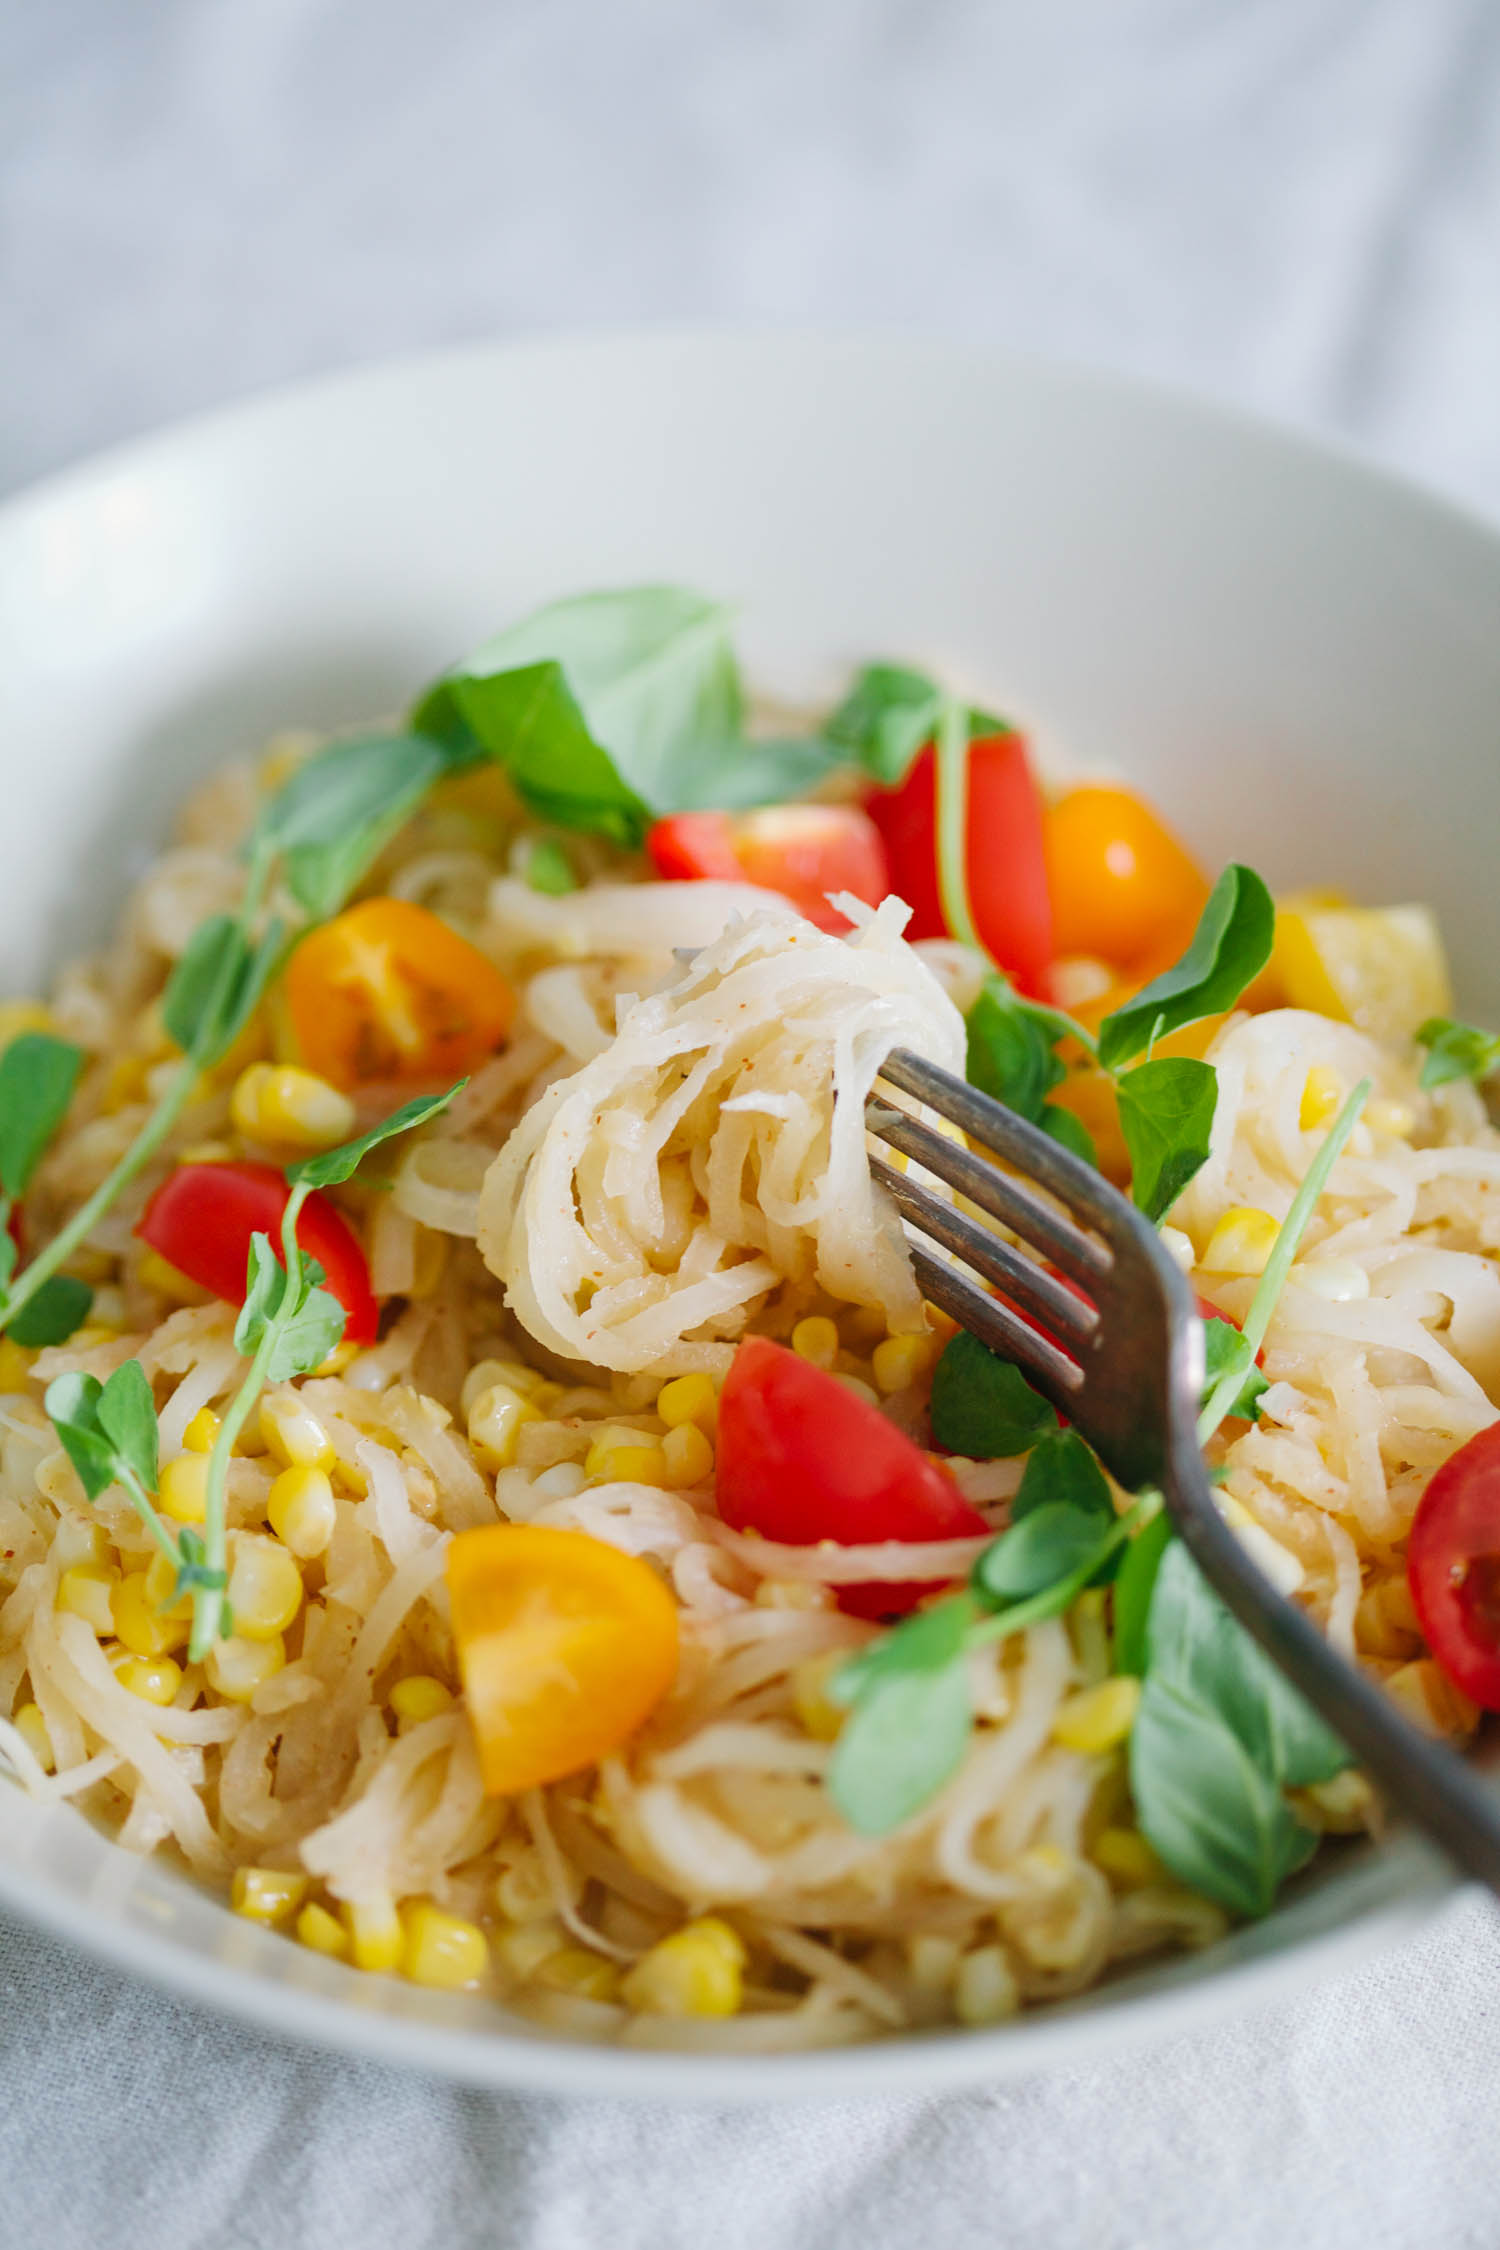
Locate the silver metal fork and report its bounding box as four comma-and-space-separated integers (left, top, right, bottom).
867, 1047, 1500, 1895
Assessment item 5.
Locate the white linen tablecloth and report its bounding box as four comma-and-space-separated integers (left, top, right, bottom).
5, 4, 1500, 2244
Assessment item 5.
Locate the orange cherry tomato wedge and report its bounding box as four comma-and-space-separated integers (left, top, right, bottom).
647, 805, 890, 933
285, 899, 515, 1090
446, 1524, 679, 1795
1043, 785, 1208, 971
716, 1336, 988, 1619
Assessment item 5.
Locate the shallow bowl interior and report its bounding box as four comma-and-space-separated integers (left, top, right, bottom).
1, 331, 1497, 2098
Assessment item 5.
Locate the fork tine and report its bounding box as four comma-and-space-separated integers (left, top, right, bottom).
866, 1099, 1112, 1284
876, 1051, 1113, 1237
869, 1157, 1098, 1349
907, 1246, 1084, 1404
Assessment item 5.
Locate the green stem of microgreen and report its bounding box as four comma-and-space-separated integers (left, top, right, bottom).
933, 694, 987, 963
1196, 1077, 1371, 1446
114, 1463, 188, 1574
968, 1489, 1162, 1645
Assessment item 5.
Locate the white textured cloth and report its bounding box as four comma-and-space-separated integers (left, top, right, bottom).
6, 4, 1500, 2245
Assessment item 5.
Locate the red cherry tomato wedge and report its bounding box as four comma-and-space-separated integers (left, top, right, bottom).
647, 806, 890, 933
137, 1161, 379, 1344
1407, 1422, 1500, 1710
864, 733, 1053, 992
716, 1336, 989, 1619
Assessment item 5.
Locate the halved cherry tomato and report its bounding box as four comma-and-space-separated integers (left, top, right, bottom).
865, 734, 1053, 992
716, 1336, 989, 1619
1407, 1422, 1500, 1710
647, 806, 890, 933
446, 1523, 679, 1793
285, 898, 515, 1090
137, 1161, 379, 1343
1043, 786, 1208, 971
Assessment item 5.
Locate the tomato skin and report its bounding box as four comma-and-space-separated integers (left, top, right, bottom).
1407, 1423, 1500, 1710
647, 806, 890, 933
137, 1161, 379, 1344
716, 1336, 989, 1618
1043, 786, 1208, 972
865, 735, 1053, 991
286, 898, 515, 1091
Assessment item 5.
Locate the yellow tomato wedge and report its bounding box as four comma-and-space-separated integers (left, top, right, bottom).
1271, 901, 1452, 1041
446, 1524, 679, 1796
286, 897, 515, 1089
1043, 785, 1209, 970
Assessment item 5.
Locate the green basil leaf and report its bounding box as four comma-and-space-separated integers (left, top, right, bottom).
413, 589, 742, 844
524, 839, 577, 896
1416, 1016, 1500, 1091
1097, 865, 1275, 1072
661, 735, 851, 811
288, 1083, 465, 1190
828, 1598, 975, 1835
1146, 1541, 1349, 1789
42, 1370, 114, 1502
823, 664, 1011, 789
9, 1275, 93, 1349
1112, 1508, 1174, 1677
1116, 1056, 1218, 1222
264, 1283, 347, 1383
1011, 1427, 1114, 1525
971, 1501, 1115, 1607
0, 1033, 83, 1200
0, 1229, 16, 1295
96, 1358, 160, 1495
1040, 1103, 1097, 1166
1129, 1675, 1318, 1916
162, 915, 286, 1066
929, 1329, 1058, 1458
259, 729, 448, 852
1201, 1316, 1267, 1423
965, 979, 1065, 1120
234, 1234, 288, 1357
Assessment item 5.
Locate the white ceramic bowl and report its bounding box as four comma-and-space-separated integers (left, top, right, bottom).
2, 333, 1499, 2100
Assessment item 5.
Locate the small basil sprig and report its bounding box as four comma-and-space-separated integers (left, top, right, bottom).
929, 1329, 1057, 1458
1113, 1057, 1219, 1224
965, 976, 1098, 1165
828, 1481, 1157, 1834
1096, 866, 1275, 1073
0, 1033, 90, 1345
1416, 1016, 1500, 1091
1011, 1426, 1114, 1524
1201, 1317, 1268, 1425
45, 1361, 187, 1579
251, 733, 453, 920
186, 1082, 464, 1657
822, 664, 1010, 789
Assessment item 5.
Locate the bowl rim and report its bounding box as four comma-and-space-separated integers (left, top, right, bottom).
0, 323, 1491, 2098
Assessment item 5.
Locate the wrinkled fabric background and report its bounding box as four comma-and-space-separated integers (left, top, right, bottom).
5, 3, 1500, 2244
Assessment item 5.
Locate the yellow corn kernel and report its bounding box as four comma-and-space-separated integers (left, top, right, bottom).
1093, 1825, 1163, 1889
111, 1653, 184, 1706
56, 1565, 118, 1633
341, 1893, 405, 1974
231, 1062, 356, 1152
584, 1437, 669, 1487
54, 1517, 110, 1571
12, 1701, 54, 1773
311, 1340, 359, 1378
1355, 1576, 1423, 1661
467, 1383, 543, 1470
103, 1054, 151, 1112
1299, 1065, 1343, 1132
660, 1422, 714, 1489
1200, 1206, 1280, 1278
871, 1332, 936, 1395
790, 1316, 840, 1371
267, 1464, 337, 1559
1387, 1658, 1480, 1740
1298, 1769, 1376, 1834
754, 1576, 830, 1611
112, 1568, 189, 1658
177, 1139, 236, 1166
259, 1389, 335, 1472
389, 1674, 455, 1731
231, 1866, 311, 1926
459, 1358, 549, 1416
620, 1917, 746, 2018
535, 1946, 621, 2002
0, 1000, 54, 1045
791, 1650, 848, 1741
143, 1548, 193, 1617
1051, 1675, 1142, 1755
138, 1248, 212, 1305
494, 1919, 566, 1980
225, 1532, 304, 1641
953, 1943, 1021, 2027
205, 1631, 286, 1703
401, 1901, 490, 1991
158, 1452, 210, 1525
656, 1371, 718, 1433
296, 1901, 350, 1960
181, 1407, 221, 1454
0, 1338, 35, 1393
68, 1325, 121, 1350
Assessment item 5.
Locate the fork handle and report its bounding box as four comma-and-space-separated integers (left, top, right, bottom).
1167, 1452, 1500, 1895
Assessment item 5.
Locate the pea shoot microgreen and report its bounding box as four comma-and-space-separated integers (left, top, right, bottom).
1415, 1015, 1500, 1091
